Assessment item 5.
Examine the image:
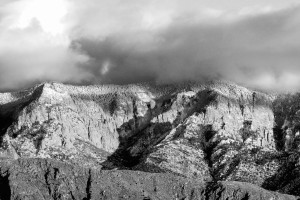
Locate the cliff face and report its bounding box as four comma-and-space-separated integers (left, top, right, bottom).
131, 84, 277, 181
2, 81, 300, 198
259, 93, 300, 196
0, 81, 277, 179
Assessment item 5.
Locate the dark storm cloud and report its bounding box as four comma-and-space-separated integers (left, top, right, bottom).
75, 5, 300, 91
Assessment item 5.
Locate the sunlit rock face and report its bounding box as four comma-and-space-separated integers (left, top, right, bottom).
0, 81, 277, 179
129, 82, 277, 182
0, 82, 151, 167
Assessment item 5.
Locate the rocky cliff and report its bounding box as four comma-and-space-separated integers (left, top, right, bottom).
0, 81, 299, 199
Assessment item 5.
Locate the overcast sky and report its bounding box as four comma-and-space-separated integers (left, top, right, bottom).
0, 0, 300, 91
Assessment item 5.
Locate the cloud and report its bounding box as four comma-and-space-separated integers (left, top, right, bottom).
1, 0, 300, 91
74, 5, 300, 91
0, 0, 91, 90
0, 28, 91, 90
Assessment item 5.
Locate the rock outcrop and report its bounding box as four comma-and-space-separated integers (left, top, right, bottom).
0, 158, 297, 200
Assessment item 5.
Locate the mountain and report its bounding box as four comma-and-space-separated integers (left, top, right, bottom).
1, 81, 300, 199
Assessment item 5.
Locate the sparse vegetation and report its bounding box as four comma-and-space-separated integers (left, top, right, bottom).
188, 124, 272, 183
273, 93, 300, 151
240, 121, 259, 143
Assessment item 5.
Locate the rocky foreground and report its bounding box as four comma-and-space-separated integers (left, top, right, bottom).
0, 158, 297, 200
1, 81, 300, 199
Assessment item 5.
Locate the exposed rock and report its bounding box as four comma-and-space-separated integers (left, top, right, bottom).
0, 158, 297, 200
127, 84, 277, 183
260, 94, 300, 196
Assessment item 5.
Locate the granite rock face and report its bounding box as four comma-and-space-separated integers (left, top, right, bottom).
0, 81, 278, 180
0, 158, 297, 200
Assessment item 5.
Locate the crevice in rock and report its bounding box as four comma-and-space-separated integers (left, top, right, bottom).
252, 92, 256, 112
239, 104, 245, 116
241, 193, 250, 200
44, 168, 52, 196
87, 121, 91, 140
70, 191, 76, 200
0, 116, 13, 149
0, 172, 11, 200
109, 94, 118, 116
33, 131, 46, 154
83, 169, 92, 200
273, 125, 286, 151
132, 99, 138, 129
189, 125, 222, 181
203, 182, 224, 200
53, 168, 59, 179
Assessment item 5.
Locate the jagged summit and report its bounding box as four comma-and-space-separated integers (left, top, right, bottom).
0, 80, 271, 105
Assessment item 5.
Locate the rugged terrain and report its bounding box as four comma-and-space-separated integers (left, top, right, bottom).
0, 158, 297, 200
1, 81, 300, 199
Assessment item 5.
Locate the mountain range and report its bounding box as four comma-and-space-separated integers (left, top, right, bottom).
1, 81, 300, 199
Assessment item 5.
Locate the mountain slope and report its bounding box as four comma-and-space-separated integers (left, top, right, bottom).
0, 158, 297, 200
0, 81, 299, 198
0, 81, 274, 166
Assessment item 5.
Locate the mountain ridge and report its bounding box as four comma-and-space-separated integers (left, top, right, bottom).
1, 81, 300, 199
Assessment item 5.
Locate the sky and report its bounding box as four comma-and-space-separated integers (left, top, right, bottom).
0, 0, 300, 91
